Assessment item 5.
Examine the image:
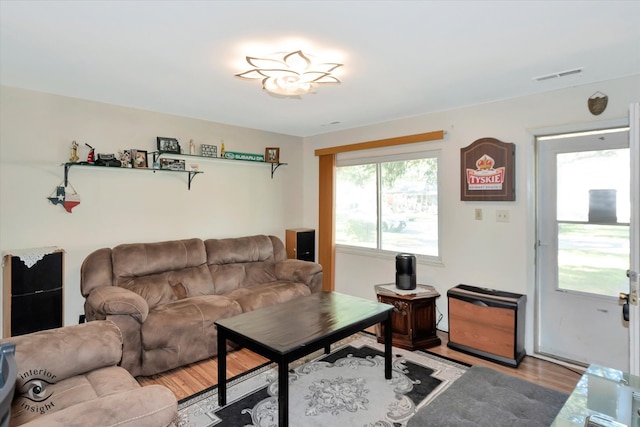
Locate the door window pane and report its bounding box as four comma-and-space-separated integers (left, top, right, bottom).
557, 223, 630, 297
556, 147, 630, 297
557, 149, 630, 223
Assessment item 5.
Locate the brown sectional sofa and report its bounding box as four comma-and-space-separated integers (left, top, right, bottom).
80, 234, 323, 377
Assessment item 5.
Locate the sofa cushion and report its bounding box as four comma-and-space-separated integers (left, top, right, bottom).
208, 261, 279, 295
205, 235, 279, 265
112, 238, 207, 276
224, 281, 311, 312
140, 295, 242, 375
117, 265, 214, 310
20, 385, 176, 427
6, 321, 122, 385
10, 366, 137, 426
112, 238, 214, 309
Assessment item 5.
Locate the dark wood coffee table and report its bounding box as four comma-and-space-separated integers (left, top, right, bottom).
215, 291, 393, 427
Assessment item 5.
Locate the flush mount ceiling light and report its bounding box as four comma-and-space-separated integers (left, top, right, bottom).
235, 50, 342, 97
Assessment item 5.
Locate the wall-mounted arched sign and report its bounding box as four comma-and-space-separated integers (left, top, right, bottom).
461, 137, 515, 201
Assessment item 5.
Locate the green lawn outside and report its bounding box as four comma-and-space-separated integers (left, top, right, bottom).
558, 223, 629, 297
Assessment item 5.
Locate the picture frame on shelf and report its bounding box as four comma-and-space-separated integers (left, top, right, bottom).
160, 158, 186, 171
265, 147, 280, 163
157, 137, 181, 154
131, 149, 148, 169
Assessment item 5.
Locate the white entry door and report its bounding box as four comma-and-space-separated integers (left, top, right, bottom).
537, 127, 631, 370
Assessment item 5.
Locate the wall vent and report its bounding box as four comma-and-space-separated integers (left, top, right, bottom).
534, 67, 583, 82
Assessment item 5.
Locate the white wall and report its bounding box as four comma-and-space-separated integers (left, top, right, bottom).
0, 86, 306, 333
302, 74, 640, 353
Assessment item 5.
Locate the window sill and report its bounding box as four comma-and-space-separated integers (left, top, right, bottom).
336, 244, 444, 267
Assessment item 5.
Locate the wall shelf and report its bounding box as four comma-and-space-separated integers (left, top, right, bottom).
151, 151, 287, 179
61, 152, 286, 191
63, 162, 203, 190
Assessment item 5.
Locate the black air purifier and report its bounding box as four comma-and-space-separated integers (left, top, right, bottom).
395, 253, 416, 290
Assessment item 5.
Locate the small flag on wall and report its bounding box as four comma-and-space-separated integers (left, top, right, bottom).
47, 182, 81, 213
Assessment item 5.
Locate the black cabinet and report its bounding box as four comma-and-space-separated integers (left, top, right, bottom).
3, 249, 64, 337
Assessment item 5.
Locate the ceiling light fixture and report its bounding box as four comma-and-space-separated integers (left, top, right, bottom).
235, 50, 342, 97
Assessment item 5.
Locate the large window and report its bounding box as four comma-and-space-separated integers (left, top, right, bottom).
335, 151, 440, 259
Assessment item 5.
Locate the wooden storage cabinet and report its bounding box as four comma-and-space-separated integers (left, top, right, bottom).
447, 284, 526, 367
375, 284, 441, 350
3, 248, 64, 337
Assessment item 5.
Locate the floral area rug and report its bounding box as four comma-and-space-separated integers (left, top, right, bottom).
177, 334, 468, 427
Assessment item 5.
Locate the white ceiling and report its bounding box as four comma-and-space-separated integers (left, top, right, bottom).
1, 1, 639, 137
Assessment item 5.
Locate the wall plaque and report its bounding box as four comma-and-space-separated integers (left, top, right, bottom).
461, 137, 515, 201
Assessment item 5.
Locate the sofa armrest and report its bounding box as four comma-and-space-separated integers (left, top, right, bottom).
22, 385, 177, 427
86, 285, 149, 323
274, 259, 323, 293
0, 321, 122, 386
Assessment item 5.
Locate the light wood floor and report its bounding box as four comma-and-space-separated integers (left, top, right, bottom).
427, 330, 583, 394
137, 329, 583, 400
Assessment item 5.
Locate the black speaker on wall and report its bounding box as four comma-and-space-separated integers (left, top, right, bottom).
3, 249, 64, 337
395, 253, 416, 290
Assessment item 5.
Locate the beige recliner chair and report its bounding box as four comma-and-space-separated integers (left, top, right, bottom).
0, 321, 177, 427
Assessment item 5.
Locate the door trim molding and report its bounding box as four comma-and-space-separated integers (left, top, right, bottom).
629, 102, 640, 375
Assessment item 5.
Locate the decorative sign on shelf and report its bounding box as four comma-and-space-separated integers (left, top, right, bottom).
460, 137, 515, 201
223, 151, 265, 162
201, 144, 217, 157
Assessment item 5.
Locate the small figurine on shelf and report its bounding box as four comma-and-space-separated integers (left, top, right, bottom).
220, 141, 225, 158
189, 139, 196, 155
69, 140, 80, 163
85, 143, 95, 163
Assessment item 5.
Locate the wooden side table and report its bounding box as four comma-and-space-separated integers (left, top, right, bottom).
375, 283, 442, 350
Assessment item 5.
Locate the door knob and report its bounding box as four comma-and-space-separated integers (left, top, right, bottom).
620, 292, 630, 322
